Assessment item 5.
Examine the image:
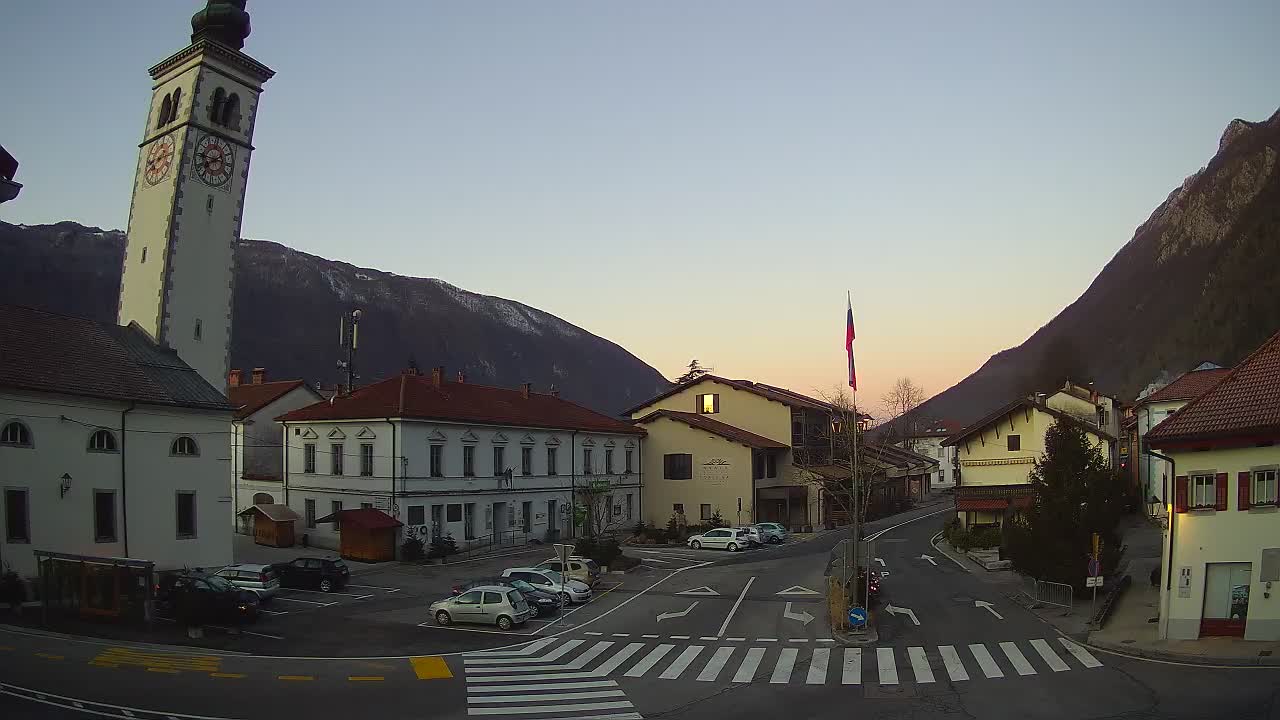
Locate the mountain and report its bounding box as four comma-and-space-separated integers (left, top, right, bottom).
0, 221, 671, 415
918, 108, 1280, 425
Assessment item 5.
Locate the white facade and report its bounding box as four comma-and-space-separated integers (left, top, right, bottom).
1136, 400, 1183, 505
231, 383, 322, 524
280, 418, 643, 553
1, 390, 233, 579
903, 436, 956, 490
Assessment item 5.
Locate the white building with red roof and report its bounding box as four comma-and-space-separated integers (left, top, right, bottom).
227, 367, 322, 524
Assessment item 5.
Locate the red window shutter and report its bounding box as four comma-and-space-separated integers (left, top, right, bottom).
1238, 471, 1251, 511
1174, 476, 1189, 513
1215, 472, 1228, 510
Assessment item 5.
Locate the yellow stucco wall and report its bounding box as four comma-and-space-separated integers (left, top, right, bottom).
639, 416, 754, 527
630, 379, 791, 445
1158, 445, 1280, 641
956, 406, 1109, 487
1046, 391, 1097, 421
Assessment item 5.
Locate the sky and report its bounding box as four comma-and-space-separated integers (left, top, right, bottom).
3, 1, 1278, 414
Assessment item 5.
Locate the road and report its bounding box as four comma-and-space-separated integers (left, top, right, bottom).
3, 500, 1279, 719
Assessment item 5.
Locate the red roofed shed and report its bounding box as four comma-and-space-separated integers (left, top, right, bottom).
314, 508, 403, 562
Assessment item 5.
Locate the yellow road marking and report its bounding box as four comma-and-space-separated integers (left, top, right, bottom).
89, 661, 119, 668
210, 672, 246, 679
36, 653, 64, 660
147, 668, 180, 674
93, 647, 220, 672
409, 656, 453, 680
0, 646, 13, 651
348, 676, 385, 682
277, 675, 314, 681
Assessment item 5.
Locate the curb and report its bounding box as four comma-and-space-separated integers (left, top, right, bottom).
1087, 637, 1280, 667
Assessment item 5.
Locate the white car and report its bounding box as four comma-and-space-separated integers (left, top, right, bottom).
502, 567, 592, 604
731, 526, 765, 547
687, 527, 752, 552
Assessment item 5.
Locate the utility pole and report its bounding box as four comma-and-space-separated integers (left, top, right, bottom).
337, 308, 362, 392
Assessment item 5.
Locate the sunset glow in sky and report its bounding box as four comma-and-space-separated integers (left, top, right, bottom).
4, 1, 1278, 412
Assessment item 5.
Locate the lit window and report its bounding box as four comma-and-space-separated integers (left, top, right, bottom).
88, 429, 118, 452
171, 435, 199, 456
698, 393, 719, 414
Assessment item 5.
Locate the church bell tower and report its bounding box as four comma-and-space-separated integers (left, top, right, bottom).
117, 1, 273, 395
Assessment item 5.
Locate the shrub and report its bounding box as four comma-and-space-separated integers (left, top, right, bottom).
0, 570, 26, 608
708, 510, 727, 529
632, 521, 648, 538
428, 534, 458, 559
647, 528, 669, 544
401, 536, 425, 562
666, 514, 682, 540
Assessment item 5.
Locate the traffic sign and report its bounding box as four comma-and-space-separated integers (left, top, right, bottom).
1088, 558, 1101, 577
1085, 576, 1103, 588
848, 606, 868, 628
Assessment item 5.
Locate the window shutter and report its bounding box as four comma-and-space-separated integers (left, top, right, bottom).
1215, 472, 1228, 511
1238, 471, 1251, 511
1174, 476, 1188, 513
713, 394, 720, 413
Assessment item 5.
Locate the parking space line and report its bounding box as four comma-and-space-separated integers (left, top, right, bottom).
274, 597, 337, 606
257, 609, 288, 616
277, 675, 313, 681
347, 584, 402, 592
410, 655, 454, 679
417, 622, 538, 636
209, 673, 245, 679
282, 589, 371, 599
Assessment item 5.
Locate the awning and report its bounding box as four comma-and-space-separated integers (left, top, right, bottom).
314, 507, 402, 530
956, 498, 1010, 511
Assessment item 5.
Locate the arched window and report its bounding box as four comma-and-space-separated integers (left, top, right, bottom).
88, 429, 118, 452
171, 436, 199, 457
221, 92, 240, 129
1, 421, 33, 447
252, 493, 275, 505
157, 94, 172, 129
209, 87, 226, 124
169, 87, 182, 124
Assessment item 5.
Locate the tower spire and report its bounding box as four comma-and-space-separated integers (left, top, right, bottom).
190, 1, 252, 50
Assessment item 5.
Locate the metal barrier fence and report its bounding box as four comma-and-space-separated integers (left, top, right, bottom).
1034, 580, 1074, 610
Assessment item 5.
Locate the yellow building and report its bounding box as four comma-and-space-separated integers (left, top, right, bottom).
943, 390, 1114, 528
626, 376, 850, 530
1148, 329, 1280, 641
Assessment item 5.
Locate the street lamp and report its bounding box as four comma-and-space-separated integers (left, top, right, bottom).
59, 473, 72, 498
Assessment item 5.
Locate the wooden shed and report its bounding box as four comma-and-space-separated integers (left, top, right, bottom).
314, 508, 402, 562
238, 504, 300, 548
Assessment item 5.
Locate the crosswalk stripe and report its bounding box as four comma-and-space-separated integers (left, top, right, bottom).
999, 642, 1036, 676
467, 700, 635, 716
807, 648, 830, 685
697, 647, 736, 682
466, 637, 559, 657
625, 645, 674, 678
770, 648, 798, 684
938, 645, 969, 681
1029, 639, 1069, 672
733, 648, 766, 683
468, 690, 627, 704
469, 671, 599, 683
593, 643, 645, 676
907, 647, 935, 683
875, 648, 898, 685
568, 642, 614, 669
465, 639, 585, 665
968, 644, 1004, 678
469, 680, 617, 692
841, 647, 862, 684
1057, 638, 1103, 668
659, 646, 705, 680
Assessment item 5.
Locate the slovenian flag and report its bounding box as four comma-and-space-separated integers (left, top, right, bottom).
845, 293, 857, 391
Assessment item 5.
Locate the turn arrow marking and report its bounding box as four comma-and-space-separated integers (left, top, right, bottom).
657, 601, 699, 622
874, 557, 886, 567
975, 600, 1004, 619
885, 604, 920, 626
782, 602, 815, 626
677, 586, 720, 596
919, 554, 937, 566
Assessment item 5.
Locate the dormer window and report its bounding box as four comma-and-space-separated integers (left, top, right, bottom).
697, 393, 719, 414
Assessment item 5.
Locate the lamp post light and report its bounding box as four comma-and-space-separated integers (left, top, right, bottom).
59, 473, 72, 498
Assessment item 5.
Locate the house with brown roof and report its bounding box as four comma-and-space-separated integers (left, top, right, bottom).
227, 367, 322, 528
626, 375, 872, 530
275, 365, 645, 553
943, 387, 1115, 529
1147, 331, 1280, 641
1130, 363, 1230, 510
894, 418, 964, 491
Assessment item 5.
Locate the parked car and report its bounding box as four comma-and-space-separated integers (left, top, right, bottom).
753, 522, 790, 544
453, 576, 561, 617
687, 527, 752, 551
277, 557, 350, 593
502, 567, 591, 604
431, 585, 532, 630
731, 526, 765, 547
536, 556, 601, 587
214, 563, 281, 601
154, 571, 259, 625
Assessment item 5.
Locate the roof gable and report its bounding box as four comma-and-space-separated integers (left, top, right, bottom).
944, 397, 1114, 447
623, 375, 837, 416
229, 380, 317, 420
635, 410, 787, 450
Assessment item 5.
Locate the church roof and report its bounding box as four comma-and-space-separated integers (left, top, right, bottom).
0, 305, 232, 411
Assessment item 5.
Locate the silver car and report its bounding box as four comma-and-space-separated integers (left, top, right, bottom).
431, 585, 532, 631
214, 563, 281, 600
753, 522, 789, 544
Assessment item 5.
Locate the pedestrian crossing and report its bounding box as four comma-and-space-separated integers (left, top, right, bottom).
463, 635, 1104, 705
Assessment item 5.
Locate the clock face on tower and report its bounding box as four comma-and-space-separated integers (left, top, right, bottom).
144, 135, 175, 186
193, 134, 235, 188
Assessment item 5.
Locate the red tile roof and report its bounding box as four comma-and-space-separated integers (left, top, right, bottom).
633, 410, 787, 449
1147, 330, 1280, 445
1140, 368, 1232, 404
277, 374, 645, 435
229, 379, 312, 420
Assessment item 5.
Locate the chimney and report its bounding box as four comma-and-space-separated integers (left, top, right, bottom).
456, 370, 466, 383
228, 369, 242, 387
251, 367, 266, 385
521, 382, 531, 399
432, 366, 444, 388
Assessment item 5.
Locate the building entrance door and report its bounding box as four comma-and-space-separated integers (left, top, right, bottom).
1201, 562, 1251, 637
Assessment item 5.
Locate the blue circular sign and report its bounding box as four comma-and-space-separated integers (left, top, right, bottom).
848, 606, 868, 627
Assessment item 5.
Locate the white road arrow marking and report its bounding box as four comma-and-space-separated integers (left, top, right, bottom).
782, 602, 816, 626
776, 585, 821, 596
919, 554, 937, 566
885, 604, 920, 626
974, 600, 1004, 619
657, 601, 699, 622
676, 586, 720, 596
874, 557, 886, 567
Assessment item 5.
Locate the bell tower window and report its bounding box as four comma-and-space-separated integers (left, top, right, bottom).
157, 94, 172, 129
209, 87, 226, 123
169, 87, 181, 123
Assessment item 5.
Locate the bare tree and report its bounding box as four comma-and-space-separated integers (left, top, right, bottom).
575, 479, 623, 538
880, 377, 927, 451
790, 385, 875, 529
674, 359, 712, 384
